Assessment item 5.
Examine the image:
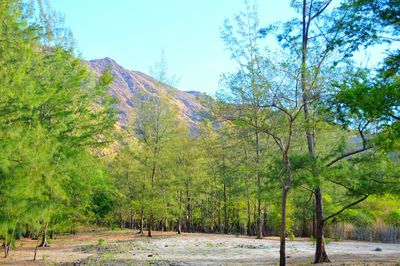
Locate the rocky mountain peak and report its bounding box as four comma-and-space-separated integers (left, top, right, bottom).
87, 57, 207, 129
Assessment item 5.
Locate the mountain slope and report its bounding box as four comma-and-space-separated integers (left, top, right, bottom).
87, 57, 207, 129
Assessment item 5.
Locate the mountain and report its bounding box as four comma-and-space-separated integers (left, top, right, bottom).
87, 57, 208, 130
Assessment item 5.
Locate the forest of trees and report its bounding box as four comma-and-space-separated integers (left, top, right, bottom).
0, 0, 399, 265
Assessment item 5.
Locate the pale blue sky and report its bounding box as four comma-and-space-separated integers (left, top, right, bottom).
50, 0, 296, 94
50, 1, 389, 94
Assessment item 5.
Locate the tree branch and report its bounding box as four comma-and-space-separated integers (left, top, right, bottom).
326, 146, 372, 167
323, 194, 369, 223
310, 0, 333, 21
326, 121, 372, 167
389, 113, 400, 121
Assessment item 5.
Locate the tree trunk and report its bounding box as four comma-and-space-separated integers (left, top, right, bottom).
299, 1, 331, 263
211, 184, 215, 232
253, 203, 257, 235
257, 208, 263, 239
139, 203, 144, 234
223, 180, 228, 234
218, 199, 221, 233
247, 197, 251, 236
245, 149, 252, 236
177, 218, 182, 234
280, 186, 288, 266
50, 230, 55, 239
255, 131, 263, 239
148, 209, 153, 237
33, 231, 39, 261
312, 196, 316, 238
39, 223, 48, 247
148, 162, 156, 237
178, 190, 182, 234
314, 188, 330, 263
4, 230, 8, 258
280, 152, 292, 266
186, 181, 192, 233
263, 207, 268, 236
130, 209, 134, 229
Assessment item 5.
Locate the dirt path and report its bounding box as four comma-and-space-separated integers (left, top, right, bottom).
0, 229, 399, 265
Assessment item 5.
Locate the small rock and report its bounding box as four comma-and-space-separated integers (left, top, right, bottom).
374, 247, 382, 251
165, 245, 168, 247
286, 255, 290, 258
148, 254, 153, 257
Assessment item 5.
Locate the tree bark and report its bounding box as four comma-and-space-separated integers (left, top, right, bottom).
148, 209, 153, 237
139, 203, 144, 234
39, 223, 48, 247
130, 209, 134, 230
178, 190, 182, 234
148, 163, 156, 237
4, 230, 8, 258
280, 153, 292, 266
33, 231, 39, 261
314, 188, 330, 263
280, 186, 288, 266
177, 218, 182, 234
247, 197, 251, 236
263, 206, 268, 236
186, 181, 191, 233
245, 149, 252, 236
223, 179, 228, 234
255, 131, 263, 239
218, 199, 221, 233
50, 230, 55, 239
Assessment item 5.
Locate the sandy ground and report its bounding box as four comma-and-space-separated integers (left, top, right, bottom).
0, 229, 399, 265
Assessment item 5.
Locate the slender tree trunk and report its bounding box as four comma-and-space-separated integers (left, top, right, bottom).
178, 190, 182, 234
4, 243, 9, 258
221, 153, 228, 234
148, 209, 153, 237
177, 218, 182, 234
163, 189, 168, 232
164, 217, 168, 232
314, 188, 330, 263
280, 153, 292, 266
218, 199, 221, 233
312, 197, 316, 238
139, 203, 144, 234
253, 202, 257, 235
130, 209, 134, 230
33, 231, 39, 261
247, 197, 251, 236
258, 208, 263, 239
300, 0, 331, 262
280, 186, 288, 266
223, 179, 228, 234
245, 149, 252, 236
186, 181, 192, 233
4, 230, 8, 258
211, 184, 215, 232
255, 131, 263, 239
263, 206, 268, 236
148, 163, 156, 237
39, 223, 48, 247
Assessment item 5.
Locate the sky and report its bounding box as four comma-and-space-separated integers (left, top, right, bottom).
50, 0, 296, 94
49, 1, 391, 95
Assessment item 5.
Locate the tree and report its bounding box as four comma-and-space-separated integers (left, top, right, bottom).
0, 0, 116, 258
220, 3, 308, 261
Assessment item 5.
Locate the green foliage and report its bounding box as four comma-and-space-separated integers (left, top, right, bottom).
0, 0, 117, 251
0, 2, 399, 260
